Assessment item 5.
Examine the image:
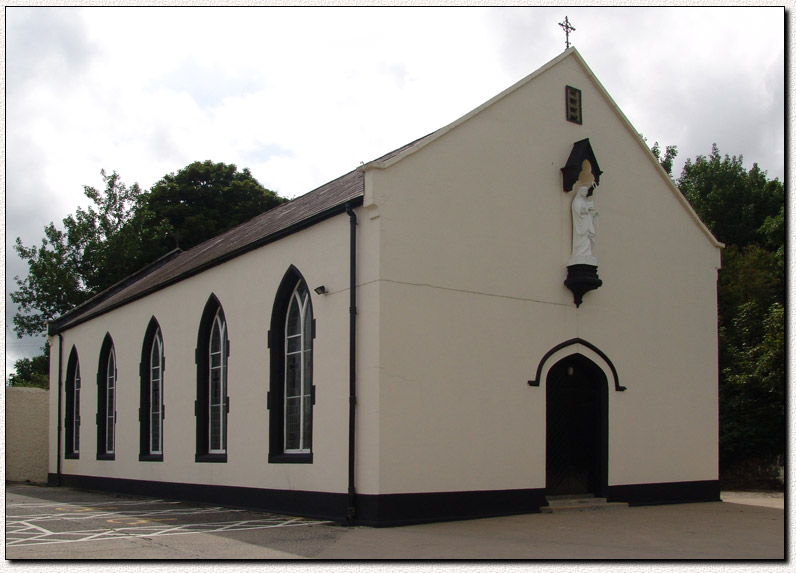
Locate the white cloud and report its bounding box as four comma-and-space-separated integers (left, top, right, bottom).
5, 5, 786, 372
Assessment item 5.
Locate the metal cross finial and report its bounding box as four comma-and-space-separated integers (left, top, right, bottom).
559, 16, 575, 49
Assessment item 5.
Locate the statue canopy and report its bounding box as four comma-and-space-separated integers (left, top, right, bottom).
561, 138, 602, 192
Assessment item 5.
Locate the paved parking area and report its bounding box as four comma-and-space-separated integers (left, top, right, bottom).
5, 484, 786, 559
8, 498, 331, 548
5, 484, 343, 559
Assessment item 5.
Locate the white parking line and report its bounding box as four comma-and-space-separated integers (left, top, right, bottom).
13, 505, 245, 522
7, 499, 334, 548
6, 499, 178, 508
6, 517, 333, 547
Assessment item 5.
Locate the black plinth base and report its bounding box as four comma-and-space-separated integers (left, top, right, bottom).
565, 264, 602, 307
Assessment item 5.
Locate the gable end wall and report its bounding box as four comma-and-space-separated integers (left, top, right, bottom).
369, 53, 720, 495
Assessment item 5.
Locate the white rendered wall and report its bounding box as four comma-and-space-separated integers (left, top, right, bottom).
367, 52, 720, 495
48, 212, 369, 495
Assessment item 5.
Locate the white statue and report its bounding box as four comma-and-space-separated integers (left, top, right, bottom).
568, 184, 598, 266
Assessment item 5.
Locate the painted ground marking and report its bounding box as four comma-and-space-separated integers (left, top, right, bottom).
7, 501, 333, 547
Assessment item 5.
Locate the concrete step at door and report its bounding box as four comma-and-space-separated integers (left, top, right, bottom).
541, 494, 629, 513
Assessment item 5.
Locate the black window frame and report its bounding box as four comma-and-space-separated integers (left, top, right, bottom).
96, 333, 116, 461
140, 318, 165, 462
195, 295, 229, 463
64, 346, 81, 460
268, 266, 315, 464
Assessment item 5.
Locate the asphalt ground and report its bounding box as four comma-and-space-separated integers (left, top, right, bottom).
4, 483, 785, 560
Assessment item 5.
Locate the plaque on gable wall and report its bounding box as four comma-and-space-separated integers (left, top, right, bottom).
561, 139, 603, 307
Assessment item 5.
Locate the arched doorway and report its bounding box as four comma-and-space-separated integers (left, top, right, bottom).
545, 354, 608, 496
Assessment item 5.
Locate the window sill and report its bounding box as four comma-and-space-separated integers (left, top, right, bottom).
65, 452, 79, 460
268, 452, 313, 464
139, 453, 164, 462
96, 453, 115, 461
195, 453, 227, 463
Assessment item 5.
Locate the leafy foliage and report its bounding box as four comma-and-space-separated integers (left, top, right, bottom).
7, 346, 50, 389
11, 170, 142, 338
677, 144, 784, 474
142, 160, 285, 253
650, 141, 678, 177
10, 161, 284, 345
679, 144, 784, 248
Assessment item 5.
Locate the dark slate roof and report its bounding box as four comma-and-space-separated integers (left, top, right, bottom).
49, 132, 436, 334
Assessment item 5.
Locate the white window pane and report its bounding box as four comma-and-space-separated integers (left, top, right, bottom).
211, 331, 221, 354
211, 313, 223, 355
106, 422, 114, 453
151, 413, 160, 452
208, 312, 226, 454
151, 342, 160, 369
74, 364, 81, 453
107, 388, 114, 417
302, 395, 312, 449
286, 354, 301, 398
210, 369, 222, 405
285, 397, 301, 450
297, 282, 309, 302
303, 350, 313, 394
210, 405, 222, 451
108, 350, 116, 385
287, 334, 301, 354
303, 305, 313, 350
151, 381, 160, 412
150, 332, 163, 454
286, 296, 301, 335
283, 280, 313, 453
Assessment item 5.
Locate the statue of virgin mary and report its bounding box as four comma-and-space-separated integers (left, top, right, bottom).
568, 184, 597, 266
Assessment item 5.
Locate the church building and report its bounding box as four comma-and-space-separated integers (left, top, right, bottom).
47, 48, 722, 526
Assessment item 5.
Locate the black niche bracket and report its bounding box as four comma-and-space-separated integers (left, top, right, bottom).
561, 138, 602, 192
564, 264, 602, 307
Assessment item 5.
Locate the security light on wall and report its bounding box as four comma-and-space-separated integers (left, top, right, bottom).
314, 286, 328, 295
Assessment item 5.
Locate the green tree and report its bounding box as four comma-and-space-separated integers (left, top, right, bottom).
679, 144, 784, 248
11, 161, 285, 344
7, 346, 50, 389
141, 160, 285, 253
651, 141, 678, 177
11, 161, 285, 390
11, 170, 142, 338
677, 144, 784, 478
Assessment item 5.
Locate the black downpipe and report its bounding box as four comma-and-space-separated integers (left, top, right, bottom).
345, 203, 357, 522
56, 333, 63, 485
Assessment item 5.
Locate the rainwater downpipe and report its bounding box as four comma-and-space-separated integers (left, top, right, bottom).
345, 202, 358, 522
56, 332, 63, 486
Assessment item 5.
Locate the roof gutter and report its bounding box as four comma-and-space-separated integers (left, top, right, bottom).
345, 202, 358, 523
49, 199, 364, 335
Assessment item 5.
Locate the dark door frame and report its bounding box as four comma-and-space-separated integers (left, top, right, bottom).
545, 353, 609, 497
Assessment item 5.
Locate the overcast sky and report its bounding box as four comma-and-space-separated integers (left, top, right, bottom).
4, 6, 786, 374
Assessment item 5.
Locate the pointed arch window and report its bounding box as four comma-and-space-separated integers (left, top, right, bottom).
196, 296, 229, 462
140, 319, 165, 461
97, 334, 116, 460
285, 282, 313, 453
65, 347, 81, 459
269, 267, 315, 463
209, 310, 227, 454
